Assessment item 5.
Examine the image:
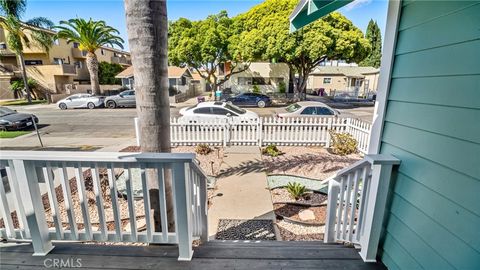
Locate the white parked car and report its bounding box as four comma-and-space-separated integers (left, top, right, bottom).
179, 101, 258, 121
56, 94, 105, 110
276, 101, 340, 118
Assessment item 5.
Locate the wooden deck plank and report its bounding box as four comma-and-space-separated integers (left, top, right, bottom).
0, 242, 386, 270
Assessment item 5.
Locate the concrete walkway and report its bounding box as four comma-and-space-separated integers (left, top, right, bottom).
207, 146, 275, 238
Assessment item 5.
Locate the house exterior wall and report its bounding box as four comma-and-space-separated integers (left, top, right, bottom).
307, 74, 347, 95
378, 1, 480, 270
226, 62, 289, 93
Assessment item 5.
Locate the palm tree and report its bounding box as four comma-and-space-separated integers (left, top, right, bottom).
55, 18, 124, 95
124, 0, 174, 231
0, 0, 55, 103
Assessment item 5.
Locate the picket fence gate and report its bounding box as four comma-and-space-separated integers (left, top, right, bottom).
136, 117, 372, 154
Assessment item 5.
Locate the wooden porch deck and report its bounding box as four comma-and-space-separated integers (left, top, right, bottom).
0, 241, 386, 270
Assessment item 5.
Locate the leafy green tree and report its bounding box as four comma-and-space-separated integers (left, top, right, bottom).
55, 18, 124, 95
168, 11, 250, 93
359, 19, 382, 68
98, 61, 123, 85
0, 0, 55, 103
237, 0, 370, 98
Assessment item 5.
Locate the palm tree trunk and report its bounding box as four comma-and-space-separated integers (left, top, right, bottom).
18, 53, 32, 103
124, 0, 174, 231
86, 52, 101, 95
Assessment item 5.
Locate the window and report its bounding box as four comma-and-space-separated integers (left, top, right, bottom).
323, 78, 332, 84
238, 77, 252, 85
285, 103, 302, 113
73, 42, 80, 48
252, 77, 267, 85
301, 107, 317, 115
212, 108, 232, 116
194, 107, 211, 114
101, 49, 105, 55
224, 103, 246, 115
74, 61, 83, 69
53, 39, 60, 46
316, 107, 334, 115
24, 60, 43, 65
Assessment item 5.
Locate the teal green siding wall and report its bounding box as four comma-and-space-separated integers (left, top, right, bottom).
379, 1, 480, 269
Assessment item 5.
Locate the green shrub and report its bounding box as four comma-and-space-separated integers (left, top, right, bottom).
329, 131, 358, 156
252, 85, 261, 94
286, 182, 307, 200
195, 144, 213, 155
261, 144, 282, 157
278, 81, 286, 93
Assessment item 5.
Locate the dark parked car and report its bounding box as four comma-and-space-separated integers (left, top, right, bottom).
104, 90, 136, 108
225, 92, 272, 108
0, 106, 38, 131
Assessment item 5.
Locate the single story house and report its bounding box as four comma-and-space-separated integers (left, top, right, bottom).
115, 66, 193, 93
223, 62, 290, 94
306, 66, 379, 96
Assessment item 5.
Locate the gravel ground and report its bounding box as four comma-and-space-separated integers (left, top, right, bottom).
270, 188, 327, 205
277, 220, 324, 241
274, 204, 326, 225
262, 146, 361, 180
215, 219, 276, 240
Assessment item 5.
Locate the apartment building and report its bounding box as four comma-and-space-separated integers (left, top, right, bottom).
0, 24, 130, 100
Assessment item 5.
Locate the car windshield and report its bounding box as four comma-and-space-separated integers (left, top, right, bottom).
224, 103, 246, 114
285, 103, 302, 113
0, 107, 16, 117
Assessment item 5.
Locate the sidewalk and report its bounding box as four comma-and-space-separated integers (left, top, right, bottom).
207, 146, 275, 238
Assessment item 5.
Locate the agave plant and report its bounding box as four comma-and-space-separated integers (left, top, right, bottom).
286, 182, 307, 200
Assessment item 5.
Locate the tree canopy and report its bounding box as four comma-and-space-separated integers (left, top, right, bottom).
98, 61, 123, 85
168, 11, 249, 92
359, 19, 382, 68
236, 0, 371, 96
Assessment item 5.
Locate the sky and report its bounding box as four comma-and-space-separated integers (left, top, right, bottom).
23, 0, 388, 51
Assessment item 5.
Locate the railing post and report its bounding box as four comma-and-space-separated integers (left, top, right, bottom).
172, 162, 193, 261
134, 117, 140, 146
324, 179, 340, 243
359, 155, 400, 262
12, 159, 54, 256
198, 174, 208, 243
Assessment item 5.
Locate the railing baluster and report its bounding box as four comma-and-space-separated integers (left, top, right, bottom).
157, 164, 169, 242
75, 163, 92, 240
0, 166, 15, 239
357, 165, 371, 241
125, 165, 137, 242
342, 173, 353, 240
335, 176, 346, 240
107, 163, 122, 241
91, 164, 107, 240
6, 162, 30, 238
43, 163, 63, 240
348, 168, 361, 243
140, 163, 153, 242
59, 164, 78, 240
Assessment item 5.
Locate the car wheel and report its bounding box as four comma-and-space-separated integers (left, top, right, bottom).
0, 126, 7, 132
87, 102, 95, 109
257, 100, 266, 108
106, 101, 117, 109
59, 103, 67, 110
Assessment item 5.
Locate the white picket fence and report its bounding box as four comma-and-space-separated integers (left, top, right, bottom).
136, 117, 372, 154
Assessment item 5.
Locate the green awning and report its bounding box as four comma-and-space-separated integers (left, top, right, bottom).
290, 0, 353, 32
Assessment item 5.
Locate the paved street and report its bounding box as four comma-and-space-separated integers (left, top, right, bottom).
0, 98, 374, 150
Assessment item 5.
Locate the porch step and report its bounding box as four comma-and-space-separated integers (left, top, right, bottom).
197, 240, 362, 260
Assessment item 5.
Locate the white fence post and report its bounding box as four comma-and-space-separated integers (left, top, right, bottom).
172, 162, 193, 261
12, 159, 54, 256
359, 155, 400, 262
324, 179, 340, 243
326, 117, 333, 147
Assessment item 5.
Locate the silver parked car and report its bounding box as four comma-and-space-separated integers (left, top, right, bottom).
104, 90, 136, 108
275, 101, 340, 118
57, 93, 104, 110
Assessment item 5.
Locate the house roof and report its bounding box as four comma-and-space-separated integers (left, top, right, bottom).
310, 66, 379, 78
115, 66, 192, 79
290, 0, 353, 32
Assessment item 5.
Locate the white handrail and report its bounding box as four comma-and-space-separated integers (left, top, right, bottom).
324, 154, 400, 262
0, 151, 208, 261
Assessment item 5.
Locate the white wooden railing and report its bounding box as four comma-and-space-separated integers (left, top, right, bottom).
137, 117, 372, 153
0, 151, 208, 261
324, 154, 400, 262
